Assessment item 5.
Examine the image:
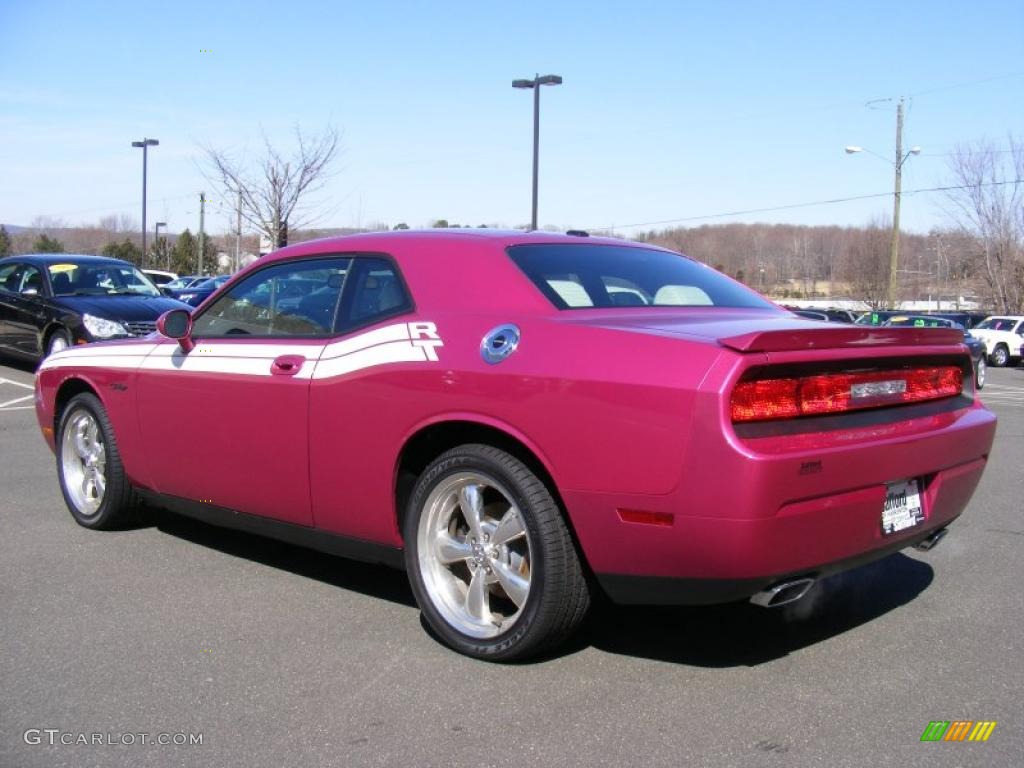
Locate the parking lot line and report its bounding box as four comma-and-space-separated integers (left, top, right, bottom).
0, 394, 34, 408
0, 377, 34, 390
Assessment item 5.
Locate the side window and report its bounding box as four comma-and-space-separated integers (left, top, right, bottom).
192, 258, 350, 338
338, 257, 412, 330
0, 263, 22, 294
19, 266, 44, 295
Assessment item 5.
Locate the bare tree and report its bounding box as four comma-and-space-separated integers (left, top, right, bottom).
942, 136, 1024, 313
846, 219, 892, 308
203, 125, 340, 251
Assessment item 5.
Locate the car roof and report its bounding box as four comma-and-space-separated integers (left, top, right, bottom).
259, 229, 665, 266
2, 253, 135, 267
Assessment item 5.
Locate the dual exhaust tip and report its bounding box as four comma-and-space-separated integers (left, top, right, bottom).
750, 527, 949, 608
750, 577, 815, 608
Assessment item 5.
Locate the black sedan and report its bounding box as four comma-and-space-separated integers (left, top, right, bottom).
882, 314, 987, 389
0, 254, 191, 361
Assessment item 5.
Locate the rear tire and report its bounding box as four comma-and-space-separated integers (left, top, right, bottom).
975, 355, 987, 389
989, 344, 1009, 367
404, 444, 590, 661
57, 393, 139, 529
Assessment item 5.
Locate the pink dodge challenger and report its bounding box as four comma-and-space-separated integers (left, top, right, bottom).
35, 230, 996, 660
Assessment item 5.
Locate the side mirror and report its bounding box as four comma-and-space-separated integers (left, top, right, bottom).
21, 287, 39, 296
157, 309, 195, 353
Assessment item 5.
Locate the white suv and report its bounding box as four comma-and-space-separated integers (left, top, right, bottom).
970, 316, 1024, 367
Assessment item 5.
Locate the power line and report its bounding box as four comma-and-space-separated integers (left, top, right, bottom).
586, 179, 1022, 232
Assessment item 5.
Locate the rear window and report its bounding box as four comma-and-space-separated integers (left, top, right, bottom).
507, 243, 773, 310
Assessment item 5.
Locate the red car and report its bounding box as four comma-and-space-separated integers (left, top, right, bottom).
35, 231, 996, 660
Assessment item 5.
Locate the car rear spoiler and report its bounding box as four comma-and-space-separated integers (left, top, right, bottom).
719, 326, 965, 353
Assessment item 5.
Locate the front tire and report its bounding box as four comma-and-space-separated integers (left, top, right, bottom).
46, 328, 70, 357
57, 393, 138, 529
404, 444, 590, 661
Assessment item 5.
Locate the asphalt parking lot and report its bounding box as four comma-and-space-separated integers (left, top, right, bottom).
1, 358, 1022, 768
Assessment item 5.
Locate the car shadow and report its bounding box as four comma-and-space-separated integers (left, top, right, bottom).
0, 355, 39, 374
148, 504, 934, 666
566, 553, 934, 667
149, 507, 417, 608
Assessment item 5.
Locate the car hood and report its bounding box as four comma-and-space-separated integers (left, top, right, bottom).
54, 295, 190, 320
562, 309, 966, 352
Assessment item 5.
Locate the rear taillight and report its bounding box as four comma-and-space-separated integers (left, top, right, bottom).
731, 366, 963, 423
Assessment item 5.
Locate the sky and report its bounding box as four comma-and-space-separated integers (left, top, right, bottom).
1, 0, 1022, 239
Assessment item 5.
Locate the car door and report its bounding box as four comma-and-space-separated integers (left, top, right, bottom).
135, 257, 351, 526
2, 263, 48, 357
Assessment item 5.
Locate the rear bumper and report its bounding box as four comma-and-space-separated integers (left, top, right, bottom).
597, 515, 958, 606
565, 401, 995, 606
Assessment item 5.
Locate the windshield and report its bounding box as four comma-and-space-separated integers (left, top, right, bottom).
507, 243, 774, 310
48, 262, 160, 297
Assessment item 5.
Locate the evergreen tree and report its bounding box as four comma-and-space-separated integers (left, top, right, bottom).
169, 230, 219, 275
0, 225, 11, 257
32, 234, 65, 253
101, 238, 143, 265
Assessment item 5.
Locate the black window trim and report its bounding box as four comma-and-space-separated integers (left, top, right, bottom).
189, 252, 416, 341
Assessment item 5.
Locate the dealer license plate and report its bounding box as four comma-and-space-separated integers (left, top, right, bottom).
881, 479, 924, 535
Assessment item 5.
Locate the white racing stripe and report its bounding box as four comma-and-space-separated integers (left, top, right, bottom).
32, 322, 445, 382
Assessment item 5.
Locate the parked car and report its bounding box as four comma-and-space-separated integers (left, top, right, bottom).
855, 309, 903, 326
174, 275, 231, 307
918, 311, 989, 330
881, 315, 987, 389
35, 231, 996, 660
0, 254, 191, 361
142, 269, 178, 288
969, 315, 1024, 367
784, 307, 856, 324
161, 275, 204, 295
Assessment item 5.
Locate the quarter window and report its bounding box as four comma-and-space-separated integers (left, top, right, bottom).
337, 257, 412, 331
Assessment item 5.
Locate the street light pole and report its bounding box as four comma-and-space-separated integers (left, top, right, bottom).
131, 138, 159, 257
844, 98, 919, 308
888, 97, 905, 310
513, 74, 562, 230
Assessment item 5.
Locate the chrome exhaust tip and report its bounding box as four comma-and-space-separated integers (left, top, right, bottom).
750, 577, 816, 608
913, 527, 949, 552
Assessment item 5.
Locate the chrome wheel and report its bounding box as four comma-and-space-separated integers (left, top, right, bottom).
416, 471, 532, 639
975, 355, 987, 389
990, 345, 1009, 367
60, 408, 107, 517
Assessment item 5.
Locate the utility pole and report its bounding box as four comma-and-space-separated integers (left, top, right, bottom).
198, 192, 207, 276
887, 97, 905, 309
235, 189, 242, 273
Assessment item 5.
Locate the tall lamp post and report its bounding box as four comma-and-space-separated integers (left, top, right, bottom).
131, 138, 159, 256
512, 74, 562, 230
154, 222, 166, 270
845, 97, 920, 308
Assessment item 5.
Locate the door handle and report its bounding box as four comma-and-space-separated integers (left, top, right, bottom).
270, 355, 306, 376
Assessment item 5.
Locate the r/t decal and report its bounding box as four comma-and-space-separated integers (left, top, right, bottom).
409, 322, 443, 361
